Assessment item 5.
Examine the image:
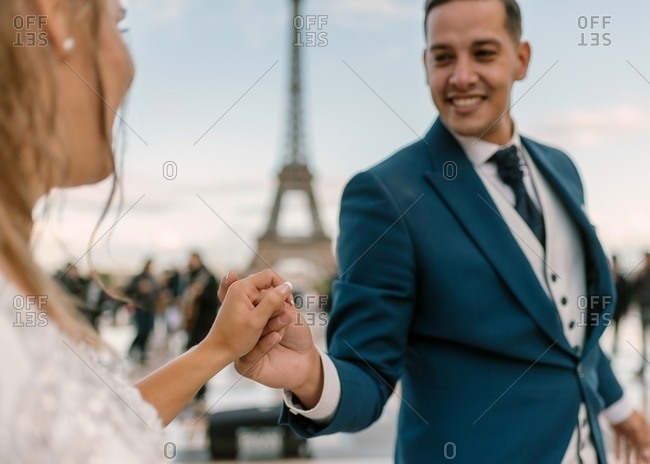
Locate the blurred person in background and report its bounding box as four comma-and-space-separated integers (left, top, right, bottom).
57, 262, 89, 312
182, 252, 220, 400
58, 263, 109, 329
125, 258, 158, 364
84, 272, 112, 330
160, 268, 184, 335
0, 0, 296, 461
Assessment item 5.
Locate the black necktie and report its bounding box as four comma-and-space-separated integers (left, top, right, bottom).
490, 146, 546, 246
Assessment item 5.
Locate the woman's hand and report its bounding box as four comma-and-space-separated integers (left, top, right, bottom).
201, 269, 293, 363
219, 271, 324, 409
136, 270, 294, 425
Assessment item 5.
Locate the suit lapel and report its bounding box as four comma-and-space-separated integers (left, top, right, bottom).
522, 139, 615, 351
423, 120, 574, 355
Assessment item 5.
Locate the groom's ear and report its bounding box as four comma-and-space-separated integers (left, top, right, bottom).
422, 49, 429, 84
514, 41, 531, 82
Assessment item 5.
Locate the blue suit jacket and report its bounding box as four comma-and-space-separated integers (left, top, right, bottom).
281, 119, 622, 463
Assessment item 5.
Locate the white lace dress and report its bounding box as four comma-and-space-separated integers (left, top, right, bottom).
0, 276, 165, 463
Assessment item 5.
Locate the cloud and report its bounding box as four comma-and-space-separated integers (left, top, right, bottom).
532, 104, 650, 149
331, 0, 419, 18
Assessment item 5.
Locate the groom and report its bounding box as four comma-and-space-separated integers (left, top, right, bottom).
227, 0, 650, 462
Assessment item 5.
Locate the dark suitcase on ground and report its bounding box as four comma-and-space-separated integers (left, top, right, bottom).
207, 405, 309, 460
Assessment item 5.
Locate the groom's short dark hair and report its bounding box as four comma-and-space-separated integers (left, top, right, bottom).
424, 0, 523, 42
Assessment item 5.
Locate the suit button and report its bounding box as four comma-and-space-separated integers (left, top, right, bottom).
551, 274, 558, 282
577, 364, 584, 379
561, 297, 568, 306
569, 321, 576, 329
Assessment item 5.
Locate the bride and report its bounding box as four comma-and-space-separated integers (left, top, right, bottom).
0, 0, 295, 461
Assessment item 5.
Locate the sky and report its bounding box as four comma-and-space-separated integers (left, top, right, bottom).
34, 0, 650, 278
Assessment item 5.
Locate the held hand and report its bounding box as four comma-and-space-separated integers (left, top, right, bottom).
218, 271, 238, 303
613, 410, 650, 463
235, 307, 324, 409
219, 270, 324, 408
219, 269, 295, 320
200, 269, 293, 364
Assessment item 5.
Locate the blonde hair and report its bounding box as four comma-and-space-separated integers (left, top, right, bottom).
0, 0, 117, 344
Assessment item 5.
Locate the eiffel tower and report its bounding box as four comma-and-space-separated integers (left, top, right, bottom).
246, 0, 336, 277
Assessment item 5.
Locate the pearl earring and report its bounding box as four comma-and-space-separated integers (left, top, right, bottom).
62, 38, 75, 53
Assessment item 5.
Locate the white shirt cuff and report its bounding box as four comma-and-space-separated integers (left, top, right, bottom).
601, 394, 634, 425
283, 348, 341, 425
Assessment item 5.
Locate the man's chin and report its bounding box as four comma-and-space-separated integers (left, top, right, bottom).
454, 127, 484, 138
442, 116, 511, 144
441, 118, 487, 140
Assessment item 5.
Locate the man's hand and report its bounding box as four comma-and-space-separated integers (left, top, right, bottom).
219, 272, 325, 409
613, 410, 650, 463
200, 270, 293, 363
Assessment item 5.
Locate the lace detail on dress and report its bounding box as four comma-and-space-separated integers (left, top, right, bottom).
0, 278, 165, 464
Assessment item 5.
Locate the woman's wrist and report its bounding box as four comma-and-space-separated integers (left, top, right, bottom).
192, 340, 233, 379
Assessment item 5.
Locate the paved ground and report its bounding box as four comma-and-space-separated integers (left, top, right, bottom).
101, 305, 650, 463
